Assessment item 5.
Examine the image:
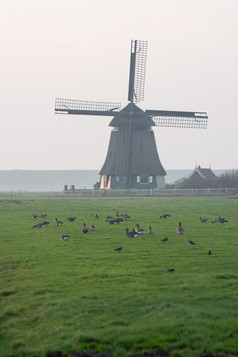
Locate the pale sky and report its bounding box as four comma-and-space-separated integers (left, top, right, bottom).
1, 0, 238, 170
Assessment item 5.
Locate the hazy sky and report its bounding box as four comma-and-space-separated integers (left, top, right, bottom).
1, 0, 238, 170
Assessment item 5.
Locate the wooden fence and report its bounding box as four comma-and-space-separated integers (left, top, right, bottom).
0, 188, 237, 198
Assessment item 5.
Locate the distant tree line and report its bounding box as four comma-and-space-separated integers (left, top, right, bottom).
218, 170, 238, 188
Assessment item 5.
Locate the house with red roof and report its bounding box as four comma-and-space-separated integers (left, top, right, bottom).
175, 165, 220, 188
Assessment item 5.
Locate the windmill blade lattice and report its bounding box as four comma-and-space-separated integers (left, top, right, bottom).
128, 40, 148, 103
55, 98, 121, 116
146, 110, 208, 129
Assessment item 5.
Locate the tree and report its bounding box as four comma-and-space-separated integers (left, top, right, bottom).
218, 170, 238, 188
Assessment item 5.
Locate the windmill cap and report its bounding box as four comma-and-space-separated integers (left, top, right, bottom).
109, 103, 155, 127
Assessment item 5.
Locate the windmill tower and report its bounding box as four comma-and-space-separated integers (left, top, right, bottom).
55, 40, 208, 189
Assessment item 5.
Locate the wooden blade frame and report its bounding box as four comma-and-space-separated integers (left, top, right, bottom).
146, 110, 208, 129
128, 40, 148, 103
55, 98, 121, 116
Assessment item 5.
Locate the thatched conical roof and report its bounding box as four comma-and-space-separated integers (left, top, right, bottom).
99, 103, 166, 177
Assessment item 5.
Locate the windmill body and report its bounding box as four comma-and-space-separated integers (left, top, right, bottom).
55, 40, 208, 190
99, 103, 166, 189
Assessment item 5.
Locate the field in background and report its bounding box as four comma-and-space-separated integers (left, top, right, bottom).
1, 196, 238, 357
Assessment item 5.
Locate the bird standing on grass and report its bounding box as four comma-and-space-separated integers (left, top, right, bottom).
82, 223, 88, 233
161, 237, 168, 242
176, 222, 184, 234
135, 224, 145, 235
146, 226, 154, 234
55, 218, 63, 226
188, 240, 196, 245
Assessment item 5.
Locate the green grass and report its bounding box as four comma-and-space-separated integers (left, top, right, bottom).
0, 196, 238, 357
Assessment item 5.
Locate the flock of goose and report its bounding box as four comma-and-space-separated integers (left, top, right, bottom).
32, 211, 228, 258
118, 213, 228, 256
32, 213, 97, 239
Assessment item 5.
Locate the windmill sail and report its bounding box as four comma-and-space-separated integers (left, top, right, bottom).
55, 98, 121, 116
128, 40, 148, 103
146, 109, 208, 129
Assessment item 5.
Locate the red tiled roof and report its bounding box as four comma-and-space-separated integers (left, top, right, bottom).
198, 167, 218, 179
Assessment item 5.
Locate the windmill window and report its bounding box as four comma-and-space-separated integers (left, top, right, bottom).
140, 176, 149, 184
138, 175, 152, 184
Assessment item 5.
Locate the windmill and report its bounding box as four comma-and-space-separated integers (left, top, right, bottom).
55, 40, 208, 189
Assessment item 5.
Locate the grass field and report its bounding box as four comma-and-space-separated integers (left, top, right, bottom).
0, 196, 238, 357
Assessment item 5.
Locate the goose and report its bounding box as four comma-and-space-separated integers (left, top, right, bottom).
200, 217, 208, 223
176, 222, 184, 234
161, 237, 168, 242
132, 229, 140, 237
208, 250, 212, 255
55, 218, 63, 226
121, 213, 131, 220
135, 224, 145, 235
82, 223, 88, 233
146, 226, 154, 234
41, 221, 50, 227
60, 234, 70, 241
188, 240, 196, 245
66, 217, 76, 222
168, 268, 175, 272
160, 214, 171, 219
95, 214, 100, 219
125, 228, 138, 238
32, 223, 44, 229
114, 213, 123, 222
89, 225, 96, 231
114, 246, 123, 252
33, 214, 40, 219
41, 214, 47, 218
32, 221, 49, 228
217, 216, 228, 223
105, 218, 121, 224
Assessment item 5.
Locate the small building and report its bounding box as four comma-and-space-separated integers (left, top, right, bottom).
175, 165, 219, 188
